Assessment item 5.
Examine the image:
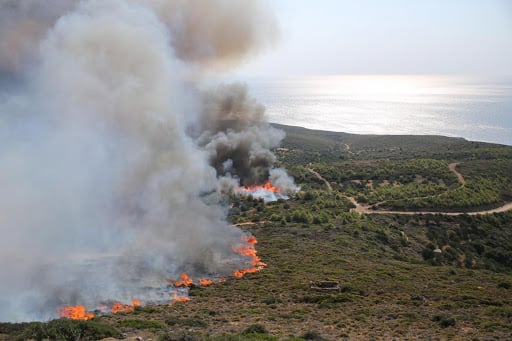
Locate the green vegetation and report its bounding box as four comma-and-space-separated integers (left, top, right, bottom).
165, 316, 208, 328
118, 319, 166, 329
2, 125, 512, 340
0, 319, 120, 341
432, 314, 456, 328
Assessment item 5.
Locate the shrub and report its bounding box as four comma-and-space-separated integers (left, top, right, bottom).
157, 331, 204, 341
118, 319, 165, 329
21, 319, 119, 341
263, 297, 282, 305
432, 315, 456, 328
133, 305, 159, 314
165, 316, 180, 326
422, 248, 435, 260
303, 191, 317, 201
291, 209, 312, 223
180, 318, 207, 328
165, 316, 207, 328
498, 281, 511, 289
242, 324, 268, 335
301, 330, 328, 340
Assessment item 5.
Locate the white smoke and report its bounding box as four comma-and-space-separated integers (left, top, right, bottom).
0, 0, 293, 321
269, 168, 301, 196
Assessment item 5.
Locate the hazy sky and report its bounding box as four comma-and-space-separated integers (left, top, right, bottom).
235, 0, 512, 77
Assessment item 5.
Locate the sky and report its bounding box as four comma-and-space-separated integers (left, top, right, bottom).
234, 0, 512, 77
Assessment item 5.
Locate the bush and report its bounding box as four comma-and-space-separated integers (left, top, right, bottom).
303, 191, 317, 201
301, 330, 328, 340
157, 331, 204, 341
432, 315, 456, 328
422, 247, 435, 260
165, 316, 207, 328
118, 319, 165, 329
242, 324, 268, 334
165, 316, 180, 326
291, 209, 312, 224
296, 294, 354, 308
498, 281, 511, 289
21, 319, 119, 341
263, 297, 282, 305
180, 318, 207, 328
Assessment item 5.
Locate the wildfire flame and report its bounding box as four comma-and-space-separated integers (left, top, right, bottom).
58, 236, 265, 319
110, 299, 141, 313
231, 235, 266, 278
58, 305, 94, 320
170, 290, 190, 303
169, 272, 194, 287
168, 273, 213, 287
200, 278, 213, 286
242, 181, 280, 193
238, 181, 287, 202
59, 299, 141, 320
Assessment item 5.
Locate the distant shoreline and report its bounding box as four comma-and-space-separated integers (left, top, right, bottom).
271, 122, 511, 147
248, 75, 512, 146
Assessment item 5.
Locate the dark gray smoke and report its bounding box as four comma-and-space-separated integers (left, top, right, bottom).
203, 125, 285, 185
196, 83, 285, 185
199, 83, 266, 132
0, 0, 294, 321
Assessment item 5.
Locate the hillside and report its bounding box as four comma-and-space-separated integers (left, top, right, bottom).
2, 125, 512, 341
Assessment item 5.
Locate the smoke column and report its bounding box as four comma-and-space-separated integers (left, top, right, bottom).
0, 0, 295, 321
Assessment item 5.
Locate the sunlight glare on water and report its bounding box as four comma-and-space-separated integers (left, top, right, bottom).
245, 75, 512, 146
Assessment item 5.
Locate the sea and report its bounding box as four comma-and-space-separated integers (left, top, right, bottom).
243, 75, 512, 146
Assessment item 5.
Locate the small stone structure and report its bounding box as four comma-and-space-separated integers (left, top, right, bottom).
309, 280, 341, 293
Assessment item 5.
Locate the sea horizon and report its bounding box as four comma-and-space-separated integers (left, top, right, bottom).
239, 74, 512, 146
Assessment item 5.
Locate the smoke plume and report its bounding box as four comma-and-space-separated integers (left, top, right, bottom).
0, 0, 293, 321
0, 0, 76, 72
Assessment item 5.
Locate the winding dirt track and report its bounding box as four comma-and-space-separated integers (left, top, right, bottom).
449, 162, 465, 185
349, 198, 512, 216
307, 165, 512, 216
343, 143, 354, 155
306, 167, 332, 191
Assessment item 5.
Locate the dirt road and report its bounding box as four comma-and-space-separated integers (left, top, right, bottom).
306, 165, 511, 216
449, 162, 465, 185
306, 168, 332, 191
348, 197, 512, 216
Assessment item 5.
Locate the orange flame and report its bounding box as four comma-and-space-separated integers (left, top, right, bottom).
110, 302, 130, 313
200, 278, 213, 286
59, 235, 265, 317
242, 181, 281, 193
59, 299, 141, 319
170, 290, 190, 303
231, 235, 266, 279
169, 272, 194, 287
59, 305, 94, 320
110, 299, 141, 313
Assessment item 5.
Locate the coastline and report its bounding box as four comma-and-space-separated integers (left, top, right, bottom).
244, 75, 512, 146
